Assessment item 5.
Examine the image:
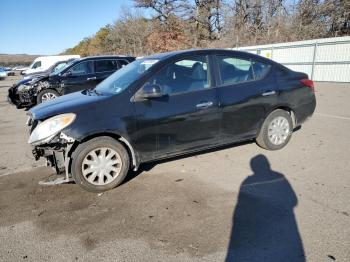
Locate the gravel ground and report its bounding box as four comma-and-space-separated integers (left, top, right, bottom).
0, 76, 349, 262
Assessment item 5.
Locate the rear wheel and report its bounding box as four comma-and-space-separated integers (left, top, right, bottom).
256, 109, 293, 150
71, 137, 130, 192
37, 89, 59, 104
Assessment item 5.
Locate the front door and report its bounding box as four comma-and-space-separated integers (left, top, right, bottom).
133, 55, 221, 161
61, 60, 95, 94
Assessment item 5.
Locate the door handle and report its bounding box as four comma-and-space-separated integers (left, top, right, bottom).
196, 101, 213, 109
87, 76, 97, 81
262, 90, 276, 96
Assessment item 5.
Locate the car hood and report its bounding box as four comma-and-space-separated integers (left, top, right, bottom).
29, 90, 110, 120
14, 74, 48, 87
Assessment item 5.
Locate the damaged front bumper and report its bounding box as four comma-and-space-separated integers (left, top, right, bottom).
31, 131, 76, 183
8, 84, 36, 108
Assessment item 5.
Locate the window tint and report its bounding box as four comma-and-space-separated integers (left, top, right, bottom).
32, 61, 41, 69
217, 55, 270, 85
52, 62, 68, 73
147, 56, 210, 95
95, 60, 119, 72
70, 61, 93, 76
95, 58, 159, 95
118, 59, 129, 67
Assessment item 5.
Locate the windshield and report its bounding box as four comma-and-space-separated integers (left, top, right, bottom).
50, 60, 76, 76
30, 61, 41, 69
94, 58, 159, 95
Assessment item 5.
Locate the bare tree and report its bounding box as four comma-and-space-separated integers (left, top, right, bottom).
63, 0, 349, 56
192, 0, 224, 42
106, 10, 154, 56
321, 0, 350, 36
134, 0, 188, 28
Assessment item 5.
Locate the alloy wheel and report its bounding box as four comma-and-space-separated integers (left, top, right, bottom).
41, 92, 57, 102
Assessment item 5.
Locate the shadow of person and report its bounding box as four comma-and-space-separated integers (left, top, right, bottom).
225, 154, 305, 262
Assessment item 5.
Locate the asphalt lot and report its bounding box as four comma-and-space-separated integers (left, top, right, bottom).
0, 76, 349, 261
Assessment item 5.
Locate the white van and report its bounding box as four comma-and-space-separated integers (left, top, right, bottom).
23, 55, 80, 75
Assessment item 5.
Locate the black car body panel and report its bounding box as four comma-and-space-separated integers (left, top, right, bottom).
9, 56, 135, 108
8, 59, 77, 108
28, 49, 316, 174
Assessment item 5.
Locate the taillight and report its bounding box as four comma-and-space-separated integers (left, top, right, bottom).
300, 79, 314, 92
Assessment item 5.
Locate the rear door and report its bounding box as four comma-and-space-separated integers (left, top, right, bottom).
94, 59, 120, 85
215, 53, 276, 142
133, 55, 221, 161
61, 60, 95, 94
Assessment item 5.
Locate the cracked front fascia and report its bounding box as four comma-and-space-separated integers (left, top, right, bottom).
59, 132, 76, 180
60, 132, 75, 143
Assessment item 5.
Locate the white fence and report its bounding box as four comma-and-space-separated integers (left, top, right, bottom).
233, 36, 350, 82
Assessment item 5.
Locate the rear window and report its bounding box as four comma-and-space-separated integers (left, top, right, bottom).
118, 60, 129, 67
95, 60, 119, 72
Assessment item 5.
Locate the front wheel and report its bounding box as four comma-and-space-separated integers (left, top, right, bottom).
71, 137, 130, 192
37, 89, 59, 104
256, 109, 293, 150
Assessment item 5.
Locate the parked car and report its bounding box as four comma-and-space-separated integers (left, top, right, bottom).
8, 59, 77, 108
8, 56, 134, 108
13, 66, 29, 71
4, 67, 15, 76
27, 49, 316, 192
22, 55, 80, 75
0, 68, 7, 79
12, 66, 29, 75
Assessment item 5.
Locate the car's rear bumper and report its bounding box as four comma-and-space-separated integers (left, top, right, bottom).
294, 94, 316, 126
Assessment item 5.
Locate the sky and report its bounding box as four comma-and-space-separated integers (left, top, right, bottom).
0, 0, 134, 55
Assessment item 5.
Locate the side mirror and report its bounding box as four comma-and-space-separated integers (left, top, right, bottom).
140, 83, 165, 99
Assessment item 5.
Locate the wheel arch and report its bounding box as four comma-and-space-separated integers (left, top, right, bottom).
266, 105, 297, 128
66, 132, 139, 175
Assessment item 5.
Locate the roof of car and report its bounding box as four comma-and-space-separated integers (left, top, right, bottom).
142, 48, 276, 65
79, 55, 135, 61
143, 48, 249, 59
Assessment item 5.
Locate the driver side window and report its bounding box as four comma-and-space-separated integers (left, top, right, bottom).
70, 61, 93, 76
147, 55, 210, 95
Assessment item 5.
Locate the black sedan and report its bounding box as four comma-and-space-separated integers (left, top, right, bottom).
8, 55, 135, 108
27, 49, 316, 192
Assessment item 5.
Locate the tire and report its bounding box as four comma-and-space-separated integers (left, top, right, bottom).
37, 89, 59, 104
256, 109, 293, 150
71, 137, 130, 192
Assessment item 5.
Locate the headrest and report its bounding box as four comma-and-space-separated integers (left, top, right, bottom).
191, 62, 206, 80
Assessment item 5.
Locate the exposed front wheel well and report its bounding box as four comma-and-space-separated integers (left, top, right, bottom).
66, 133, 138, 177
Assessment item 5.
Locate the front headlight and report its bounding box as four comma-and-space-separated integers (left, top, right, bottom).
29, 77, 38, 83
17, 84, 32, 92
28, 113, 76, 145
